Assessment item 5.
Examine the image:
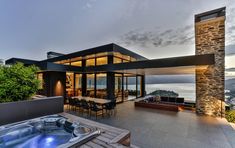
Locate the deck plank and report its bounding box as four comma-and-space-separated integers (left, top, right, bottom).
59, 112, 131, 147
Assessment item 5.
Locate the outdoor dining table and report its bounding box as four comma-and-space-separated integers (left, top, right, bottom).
72, 96, 111, 105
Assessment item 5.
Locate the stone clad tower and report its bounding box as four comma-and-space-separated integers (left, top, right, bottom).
195, 7, 226, 117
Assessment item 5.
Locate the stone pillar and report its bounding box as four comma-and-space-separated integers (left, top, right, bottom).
195, 7, 226, 117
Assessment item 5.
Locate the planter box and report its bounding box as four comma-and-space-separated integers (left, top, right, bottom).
0, 96, 64, 125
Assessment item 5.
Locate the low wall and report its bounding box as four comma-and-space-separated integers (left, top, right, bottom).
0, 96, 64, 126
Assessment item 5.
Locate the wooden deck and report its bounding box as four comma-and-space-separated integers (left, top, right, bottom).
59, 112, 136, 148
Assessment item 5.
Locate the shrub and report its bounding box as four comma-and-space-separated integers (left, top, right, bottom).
148, 90, 179, 97
225, 110, 235, 123
0, 63, 40, 103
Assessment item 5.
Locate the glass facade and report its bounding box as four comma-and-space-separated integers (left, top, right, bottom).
37, 73, 44, 89
113, 52, 136, 64
115, 74, 123, 103
75, 74, 82, 96
86, 74, 95, 97
49, 50, 144, 102
96, 57, 108, 65
86, 58, 95, 67
96, 73, 107, 99
66, 72, 74, 97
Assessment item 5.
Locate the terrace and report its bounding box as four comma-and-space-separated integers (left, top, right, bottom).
66, 101, 235, 148
0, 6, 232, 148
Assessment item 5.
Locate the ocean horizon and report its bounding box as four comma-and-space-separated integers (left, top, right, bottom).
128, 83, 196, 102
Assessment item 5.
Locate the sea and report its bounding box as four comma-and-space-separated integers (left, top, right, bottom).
128, 83, 196, 102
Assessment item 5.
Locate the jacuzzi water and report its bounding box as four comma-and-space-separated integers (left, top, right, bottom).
0, 115, 100, 148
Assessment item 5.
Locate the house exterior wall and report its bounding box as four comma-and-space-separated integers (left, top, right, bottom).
195, 9, 225, 117
41, 71, 66, 98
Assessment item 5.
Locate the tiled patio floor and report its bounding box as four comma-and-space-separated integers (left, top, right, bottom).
65, 101, 235, 148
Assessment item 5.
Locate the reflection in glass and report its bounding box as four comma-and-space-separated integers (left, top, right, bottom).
113, 57, 122, 64
115, 74, 123, 103
86, 59, 95, 67
71, 61, 82, 67
96, 73, 107, 99
66, 72, 74, 97
137, 76, 141, 97
37, 73, 44, 89
75, 74, 82, 96
96, 57, 108, 65
87, 74, 95, 97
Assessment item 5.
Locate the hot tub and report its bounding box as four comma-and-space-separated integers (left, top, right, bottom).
0, 115, 100, 148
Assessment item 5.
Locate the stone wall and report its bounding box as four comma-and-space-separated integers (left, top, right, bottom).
195, 16, 225, 117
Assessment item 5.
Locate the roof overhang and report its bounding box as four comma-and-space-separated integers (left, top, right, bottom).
37, 54, 214, 75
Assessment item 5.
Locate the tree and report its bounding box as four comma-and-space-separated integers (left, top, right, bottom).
0, 63, 40, 103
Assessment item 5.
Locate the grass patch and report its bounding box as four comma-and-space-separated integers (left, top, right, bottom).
226, 110, 235, 123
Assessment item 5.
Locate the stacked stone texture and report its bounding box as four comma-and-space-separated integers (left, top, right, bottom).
195, 17, 225, 117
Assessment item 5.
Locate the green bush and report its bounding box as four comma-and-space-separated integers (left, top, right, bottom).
0, 63, 40, 103
148, 90, 179, 97
225, 110, 235, 123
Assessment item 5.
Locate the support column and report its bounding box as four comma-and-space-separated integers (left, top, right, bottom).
107, 72, 115, 100
82, 74, 87, 96
195, 7, 226, 117
141, 75, 146, 97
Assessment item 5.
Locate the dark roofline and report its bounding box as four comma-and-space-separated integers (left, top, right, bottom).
195, 7, 226, 22
5, 58, 38, 65
47, 51, 64, 55
113, 44, 147, 60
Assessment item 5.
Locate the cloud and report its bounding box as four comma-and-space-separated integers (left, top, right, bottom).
120, 25, 194, 48
226, 68, 235, 72
83, 0, 97, 9
226, 7, 235, 45
226, 44, 235, 56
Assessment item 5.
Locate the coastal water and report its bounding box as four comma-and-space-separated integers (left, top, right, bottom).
128, 83, 196, 102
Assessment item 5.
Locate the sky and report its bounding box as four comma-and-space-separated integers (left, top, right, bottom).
0, 0, 234, 75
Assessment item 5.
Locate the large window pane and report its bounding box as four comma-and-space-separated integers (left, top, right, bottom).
87, 74, 95, 97
113, 57, 122, 64
115, 74, 123, 103
96, 73, 107, 99
75, 74, 82, 96
71, 61, 82, 67
86, 59, 95, 67
96, 57, 108, 65
66, 72, 74, 97
137, 76, 141, 97
37, 73, 44, 89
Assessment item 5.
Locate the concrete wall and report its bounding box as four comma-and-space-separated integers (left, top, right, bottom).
195, 8, 225, 117
0, 96, 64, 126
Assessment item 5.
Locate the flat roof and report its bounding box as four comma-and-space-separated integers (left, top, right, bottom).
38, 54, 214, 75
40, 43, 148, 63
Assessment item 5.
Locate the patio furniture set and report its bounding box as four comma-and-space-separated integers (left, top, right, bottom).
66, 96, 116, 119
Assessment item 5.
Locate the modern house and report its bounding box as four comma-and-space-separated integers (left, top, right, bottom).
6, 7, 226, 117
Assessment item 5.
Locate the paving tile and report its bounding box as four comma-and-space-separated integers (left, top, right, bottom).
65, 101, 234, 148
